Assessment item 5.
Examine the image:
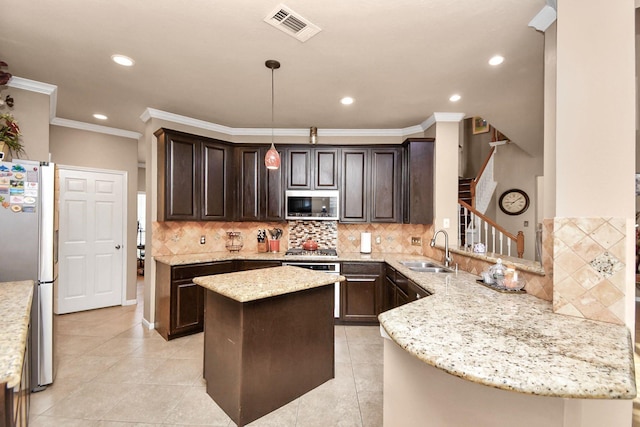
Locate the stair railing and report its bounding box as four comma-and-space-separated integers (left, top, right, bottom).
470, 146, 497, 214
458, 200, 525, 258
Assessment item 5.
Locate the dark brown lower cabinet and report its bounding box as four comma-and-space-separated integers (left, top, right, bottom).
384, 264, 431, 311
340, 262, 384, 324
155, 260, 236, 340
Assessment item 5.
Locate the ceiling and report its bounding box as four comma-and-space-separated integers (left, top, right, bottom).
0, 0, 546, 154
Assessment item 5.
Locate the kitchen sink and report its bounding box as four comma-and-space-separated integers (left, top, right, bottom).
399, 261, 453, 273
408, 266, 453, 273
400, 261, 441, 268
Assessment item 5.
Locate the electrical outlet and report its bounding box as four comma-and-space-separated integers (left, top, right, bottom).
524, 221, 529, 227
200, 235, 206, 244
411, 237, 422, 246
375, 236, 381, 244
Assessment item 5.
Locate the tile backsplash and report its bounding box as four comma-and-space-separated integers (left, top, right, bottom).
552, 217, 627, 325
152, 221, 431, 256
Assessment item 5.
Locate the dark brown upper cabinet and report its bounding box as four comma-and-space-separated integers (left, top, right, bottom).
156, 128, 234, 221
402, 138, 435, 224
314, 148, 340, 190
202, 140, 234, 220
287, 148, 340, 190
340, 147, 402, 223
237, 145, 285, 221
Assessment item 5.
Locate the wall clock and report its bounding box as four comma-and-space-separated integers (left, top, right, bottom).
498, 189, 530, 216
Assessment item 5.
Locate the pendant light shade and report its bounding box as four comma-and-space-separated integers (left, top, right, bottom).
265, 60, 281, 170
265, 142, 280, 170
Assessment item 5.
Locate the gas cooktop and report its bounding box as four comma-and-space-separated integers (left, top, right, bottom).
284, 248, 338, 258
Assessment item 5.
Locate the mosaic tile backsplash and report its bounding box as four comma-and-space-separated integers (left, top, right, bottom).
553, 217, 627, 325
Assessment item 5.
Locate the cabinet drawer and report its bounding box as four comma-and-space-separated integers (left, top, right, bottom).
239, 260, 282, 271
172, 261, 236, 280
341, 262, 382, 275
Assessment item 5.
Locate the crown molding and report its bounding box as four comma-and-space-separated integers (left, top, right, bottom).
7, 77, 58, 121
141, 107, 442, 138
7, 76, 56, 95
51, 117, 142, 140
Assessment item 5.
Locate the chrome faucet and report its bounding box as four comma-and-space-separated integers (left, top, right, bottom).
430, 229, 453, 267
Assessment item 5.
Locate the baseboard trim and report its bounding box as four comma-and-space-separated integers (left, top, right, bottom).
142, 318, 155, 330
123, 299, 137, 306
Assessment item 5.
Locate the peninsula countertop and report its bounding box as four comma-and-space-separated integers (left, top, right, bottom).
155, 250, 636, 399
379, 259, 636, 400
193, 265, 345, 302
0, 280, 34, 388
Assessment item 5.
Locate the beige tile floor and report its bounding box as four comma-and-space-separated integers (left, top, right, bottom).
29, 279, 383, 426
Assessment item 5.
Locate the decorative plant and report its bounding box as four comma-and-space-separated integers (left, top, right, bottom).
0, 113, 24, 157
0, 60, 23, 158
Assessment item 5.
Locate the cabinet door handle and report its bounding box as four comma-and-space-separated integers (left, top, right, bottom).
115, 245, 121, 250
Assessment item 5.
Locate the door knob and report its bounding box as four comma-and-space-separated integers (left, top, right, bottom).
115, 245, 121, 250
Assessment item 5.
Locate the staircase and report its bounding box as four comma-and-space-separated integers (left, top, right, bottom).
456, 147, 524, 258
458, 178, 474, 247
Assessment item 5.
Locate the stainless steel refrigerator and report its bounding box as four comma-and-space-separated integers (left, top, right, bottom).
0, 159, 56, 391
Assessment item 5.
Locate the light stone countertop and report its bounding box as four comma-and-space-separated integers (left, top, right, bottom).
154, 250, 635, 399
193, 265, 345, 302
380, 257, 636, 399
0, 280, 34, 388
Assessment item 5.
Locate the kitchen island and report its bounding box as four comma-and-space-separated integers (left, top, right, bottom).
193, 266, 345, 427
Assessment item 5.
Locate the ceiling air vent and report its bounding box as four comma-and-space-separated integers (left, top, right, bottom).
264, 4, 321, 42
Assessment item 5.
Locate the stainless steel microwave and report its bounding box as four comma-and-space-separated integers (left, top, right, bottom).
285, 190, 339, 220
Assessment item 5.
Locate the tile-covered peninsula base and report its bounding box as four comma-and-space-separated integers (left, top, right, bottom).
553, 217, 628, 325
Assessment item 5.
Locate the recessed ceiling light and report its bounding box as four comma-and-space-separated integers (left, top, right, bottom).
340, 97, 354, 105
111, 54, 135, 67
449, 94, 461, 102
93, 113, 108, 120
489, 55, 504, 66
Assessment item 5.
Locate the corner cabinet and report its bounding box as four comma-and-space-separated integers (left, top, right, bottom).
383, 265, 431, 311
341, 147, 402, 223
340, 262, 384, 324
403, 138, 435, 224
155, 260, 236, 340
156, 128, 234, 221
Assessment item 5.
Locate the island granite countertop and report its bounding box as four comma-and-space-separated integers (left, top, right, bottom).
154, 251, 636, 399
193, 265, 345, 302
0, 280, 34, 388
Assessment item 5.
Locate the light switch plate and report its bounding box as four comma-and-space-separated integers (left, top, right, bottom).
443, 218, 450, 228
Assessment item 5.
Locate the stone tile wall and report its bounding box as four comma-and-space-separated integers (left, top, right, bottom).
552, 217, 627, 325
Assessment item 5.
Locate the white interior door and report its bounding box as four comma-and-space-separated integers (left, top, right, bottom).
56, 167, 125, 314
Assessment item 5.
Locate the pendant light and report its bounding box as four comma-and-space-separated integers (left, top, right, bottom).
264, 59, 281, 170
